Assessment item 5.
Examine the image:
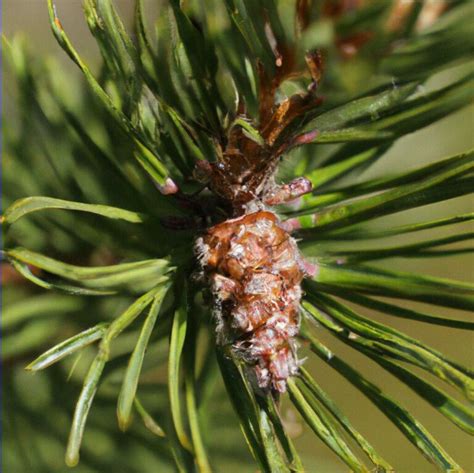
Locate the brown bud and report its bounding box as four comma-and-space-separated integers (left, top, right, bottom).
196, 210, 305, 393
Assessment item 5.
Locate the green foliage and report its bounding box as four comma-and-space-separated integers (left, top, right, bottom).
3, 1, 473, 472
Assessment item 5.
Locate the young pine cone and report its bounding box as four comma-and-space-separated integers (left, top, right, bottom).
195, 210, 308, 393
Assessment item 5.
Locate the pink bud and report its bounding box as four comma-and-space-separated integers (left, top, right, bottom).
156, 177, 179, 195
292, 129, 319, 146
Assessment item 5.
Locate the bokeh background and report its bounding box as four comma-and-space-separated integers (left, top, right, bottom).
3, 1, 473, 472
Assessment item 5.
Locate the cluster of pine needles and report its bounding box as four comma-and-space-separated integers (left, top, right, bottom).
3, 1, 474, 471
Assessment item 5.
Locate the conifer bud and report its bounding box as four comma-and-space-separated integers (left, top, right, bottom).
196, 211, 308, 393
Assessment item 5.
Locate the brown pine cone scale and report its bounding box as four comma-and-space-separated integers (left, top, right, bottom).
195, 211, 306, 393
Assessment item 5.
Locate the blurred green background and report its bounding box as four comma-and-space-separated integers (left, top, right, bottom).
3, 1, 473, 472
